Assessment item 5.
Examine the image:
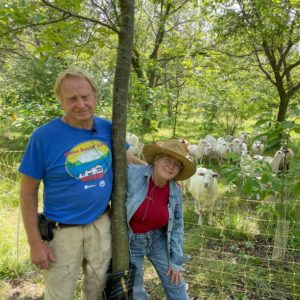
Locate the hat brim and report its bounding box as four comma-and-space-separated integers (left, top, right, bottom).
143, 144, 196, 181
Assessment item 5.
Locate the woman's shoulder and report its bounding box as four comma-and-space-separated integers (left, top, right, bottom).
127, 165, 152, 183
170, 180, 182, 192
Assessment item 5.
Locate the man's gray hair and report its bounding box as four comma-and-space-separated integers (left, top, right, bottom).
54, 68, 98, 101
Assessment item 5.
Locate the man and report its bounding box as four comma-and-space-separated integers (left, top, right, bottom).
19, 68, 144, 300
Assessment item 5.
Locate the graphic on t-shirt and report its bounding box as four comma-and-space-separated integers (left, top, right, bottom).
99, 181, 105, 187
65, 140, 112, 182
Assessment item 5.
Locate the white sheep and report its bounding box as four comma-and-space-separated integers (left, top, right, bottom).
215, 140, 230, 164
217, 137, 226, 143
187, 144, 201, 164
127, 142, 144, 159
230, 138, 248, 157
225, 134, 234, 142
252, 152, 283, 173
263, 150, 286, 173
126, 132, 139, 147
237, 132, 250, 144
189, 167, 219, 225
251, 140, 264, 156
204, 135, 217, 149
187, 140, 212, 164
253, 154, 264, 161
240, 142, 248, 157
279, 147, 295, 171
231, 138, 243, 154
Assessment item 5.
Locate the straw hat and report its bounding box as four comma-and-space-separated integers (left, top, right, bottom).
143, 139, 196, 181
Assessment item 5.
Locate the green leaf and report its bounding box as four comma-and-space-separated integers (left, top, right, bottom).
244, 177, 256, 194
294, 181, 300, 196
254, 119, 270, 127
265, 136, 281, 149
281, 120, 295, 129
293, 125, 300, 134
271, 179, 282, 193
261, 173, 271, 184
226, 171, 241, 183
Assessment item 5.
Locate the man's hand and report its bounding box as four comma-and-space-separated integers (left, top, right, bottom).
166, 268, 182, 285
30, 241, 56, 269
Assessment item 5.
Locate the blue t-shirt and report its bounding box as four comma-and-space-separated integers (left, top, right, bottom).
19, 117, 114, 224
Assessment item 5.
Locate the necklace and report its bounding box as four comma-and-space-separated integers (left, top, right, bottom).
142, 184, 156, 221
142, 176, 168, 221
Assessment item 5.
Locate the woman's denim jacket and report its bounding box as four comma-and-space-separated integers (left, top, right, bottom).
126, 164, 187, 271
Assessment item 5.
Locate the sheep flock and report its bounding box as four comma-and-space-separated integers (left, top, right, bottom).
126, 131, 296, 226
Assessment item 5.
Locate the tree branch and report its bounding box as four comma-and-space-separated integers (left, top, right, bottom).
132, 48, 146, 82
90, 0, 119, 28
254, 46, 276, 86
149, 2, 172, 60
168, 0, 190, 16
287, 81, 300, 99
41, 0, 119, 33
281, 59, 300, 79
0, 15, 71, 38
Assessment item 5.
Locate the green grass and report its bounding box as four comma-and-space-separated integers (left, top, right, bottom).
182, 195, 300, 299
1, 187, 299, 299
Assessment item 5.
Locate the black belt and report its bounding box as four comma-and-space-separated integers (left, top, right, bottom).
54, 222, 78, 228
54, 206, 110, 229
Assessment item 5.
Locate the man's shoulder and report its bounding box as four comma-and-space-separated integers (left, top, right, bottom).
31, 118, 60, 136
94, 116, 112, 128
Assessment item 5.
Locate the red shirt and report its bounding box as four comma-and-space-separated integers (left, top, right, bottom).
130, 177, 169, 233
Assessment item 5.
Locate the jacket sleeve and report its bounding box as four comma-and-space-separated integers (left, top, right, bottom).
169, 187, 188, 271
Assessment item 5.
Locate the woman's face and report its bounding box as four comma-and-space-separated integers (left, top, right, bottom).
153, 155, 182, 183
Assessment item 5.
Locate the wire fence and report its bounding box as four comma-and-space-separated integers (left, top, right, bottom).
183, 201, 300, 299
0, 149, 299, 299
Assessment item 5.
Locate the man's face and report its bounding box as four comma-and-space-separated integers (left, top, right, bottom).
59, 76, 97, 128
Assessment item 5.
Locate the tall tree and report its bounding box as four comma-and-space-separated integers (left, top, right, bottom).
203, 0, 300, 123
1, 0, 135, 276
111, 0, 135, 273
130, 0, 195, 134
40, 0, 135, 275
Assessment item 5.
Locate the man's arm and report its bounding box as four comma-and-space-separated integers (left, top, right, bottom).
20, 175, 55, 269
126, 151, 147, 165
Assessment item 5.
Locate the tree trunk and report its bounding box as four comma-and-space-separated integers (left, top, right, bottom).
111, 0, 135, 274
141, 102, 152, 130
276, 94, 289, 122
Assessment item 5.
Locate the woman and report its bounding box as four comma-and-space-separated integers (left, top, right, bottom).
126, 139, 196, 300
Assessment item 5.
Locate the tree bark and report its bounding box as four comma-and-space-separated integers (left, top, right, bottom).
111, 0, 135, 274
276, 95, 289, 122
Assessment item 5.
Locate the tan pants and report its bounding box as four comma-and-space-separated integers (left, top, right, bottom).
43, 212, 111, 300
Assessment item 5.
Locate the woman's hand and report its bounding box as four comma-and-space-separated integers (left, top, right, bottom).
166, 268, 182, 285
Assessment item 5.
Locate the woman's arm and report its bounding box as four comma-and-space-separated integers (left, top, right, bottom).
126, 151, 147, 165
169, 187, 187, 270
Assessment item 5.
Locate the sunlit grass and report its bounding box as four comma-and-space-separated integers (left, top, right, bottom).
0, 204, 31, 277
